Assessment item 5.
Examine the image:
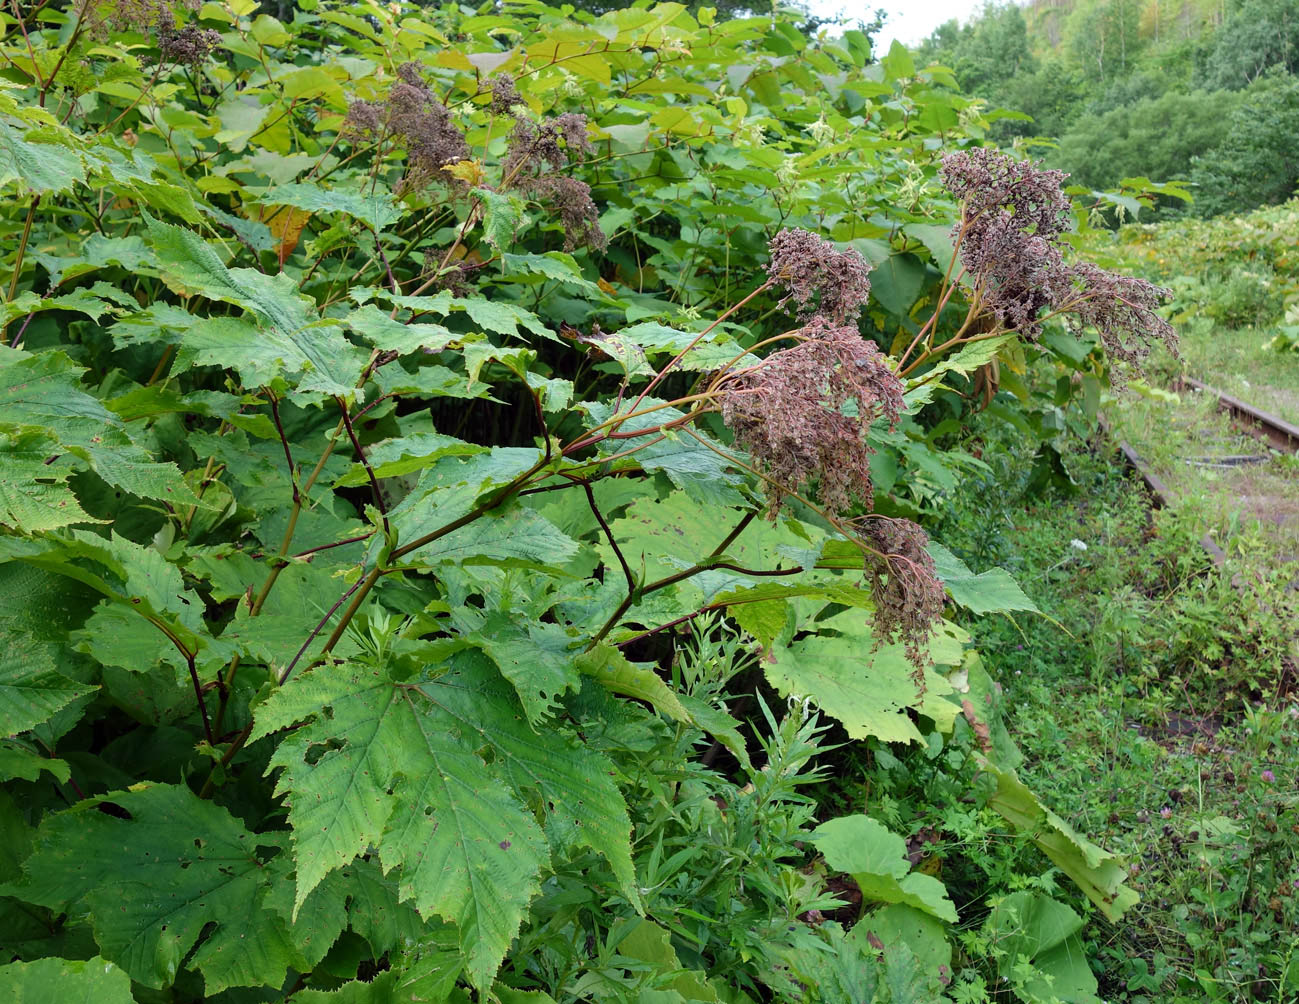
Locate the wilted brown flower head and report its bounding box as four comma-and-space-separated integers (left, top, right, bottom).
525, 176, 607, 252
344, 64, 467, 191
766, 228, 873, 324
499, 113, 605, 252
96, 0, 216, 61
1065, 263, 1177, 376
488, 74, 523, 115
859, 516, 945, 669
344, 100, 384, 136
386, 67, 469, 188
940, 149, 1074, 336
156, 18, 221, 65
960, 213, 1072, 335
502, 114, 593, 178
719, 319, 903, 517
941, 147, 1071, 240
940, 147, 1177, 372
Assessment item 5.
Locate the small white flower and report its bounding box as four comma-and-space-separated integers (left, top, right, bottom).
1069, 539, 1088, 551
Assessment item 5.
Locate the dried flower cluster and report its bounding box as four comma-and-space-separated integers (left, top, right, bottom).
344, 63, 468, 192
96, 0, 219, 63
720, 319, 903, 517
488, 74, 523, 115
715, 230, 948, 665
858, 517, 947, 669
766, 228, 873, 324
501, 113, 605, 252
1064, 263, 1178, 370
940, 147, 1176, 372
156, 17, 221, 65
940, 148, 1071, 335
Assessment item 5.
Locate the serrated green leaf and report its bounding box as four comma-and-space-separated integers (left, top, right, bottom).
587, 402, 744, 506
500, 252, 599, 292
763, 618, 956, 744
904, 334, 1019, 411
263, 858, 351, 968
0, 432, 102, 532
0, 121, 85, 195
574, 644, 689, 723
344, 304, 458, 355
809, 815, 957, 922
0, 744, 71, 783
476, 187, 526, 251
0, 956, 134, 1004
257, 660, 549, 990
927, 543, 1038, 615
419, 650, 637, 903
451, 295, 550, 340
262, 182, 402, 231
142, 215, 364, 396
0, 350, 199, 509
983, 762, 1138, 922
467, 614, 580, 725
6, 783, 296, 991
0, 636, 96, 735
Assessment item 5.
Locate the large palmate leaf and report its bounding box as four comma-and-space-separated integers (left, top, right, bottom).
142, 216, 365, 396
810, 815, 957, 922
0, 121, 85, 195
0, 350, 200, 509
5, 783, 297, 992
0, 432, 100, 532
417, 651, 637, 904
257, 182, 402, 231
983, 761, 1139, 922
253, 658, 551, 990
763, 623, 958, 744
465, 614, 581, 725
0, 956, 134, 1004
927, 543, 1039, 615
0, 636, 95, 736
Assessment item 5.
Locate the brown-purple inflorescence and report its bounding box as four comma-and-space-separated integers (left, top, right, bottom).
858, 517, 947, 670
501, 113, 606, 251
940, 147, 1072, 336
343, 63, 468, 193
766, 228, 874, 325
156, 18, 221, 65
939, 147, 1177, 375
97, 0, 219, 63
719, 318, 903, 518
488, 73, 523, 116
717, 229, 949, 667
1064, 263, 1178, 372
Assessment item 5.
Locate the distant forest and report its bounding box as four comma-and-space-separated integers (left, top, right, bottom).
913, 0, 1299, 217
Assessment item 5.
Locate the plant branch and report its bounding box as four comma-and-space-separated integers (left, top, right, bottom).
4, 196, 39, 346
584, 481, 634, 591
585, 510, 756, 651
337, 395, 389, 536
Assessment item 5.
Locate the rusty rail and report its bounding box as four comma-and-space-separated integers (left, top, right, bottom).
1178, 376, 1299, 453
1099, 416, 1228, 567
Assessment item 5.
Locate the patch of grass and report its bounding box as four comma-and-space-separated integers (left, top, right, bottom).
929, 421, 1299, 1002
1169, 318, 1299, 426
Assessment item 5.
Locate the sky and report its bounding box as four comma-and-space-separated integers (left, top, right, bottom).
804, 0, 986, 52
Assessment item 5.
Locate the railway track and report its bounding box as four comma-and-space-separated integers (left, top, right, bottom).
1106, 376, 1298, 569
1177, 376, 1299, 453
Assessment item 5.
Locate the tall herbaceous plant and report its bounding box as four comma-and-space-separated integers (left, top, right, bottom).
0, 1, 1171, 1000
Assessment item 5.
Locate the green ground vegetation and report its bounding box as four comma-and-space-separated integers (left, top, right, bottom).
931, 417, 1299, 1001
